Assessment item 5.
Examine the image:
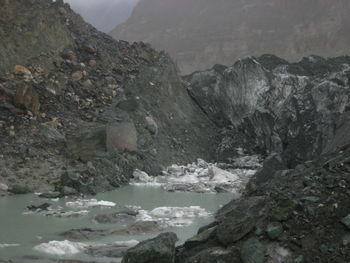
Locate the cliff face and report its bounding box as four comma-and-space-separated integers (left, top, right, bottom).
111, 0, 350, 74
0, 0, 217, 194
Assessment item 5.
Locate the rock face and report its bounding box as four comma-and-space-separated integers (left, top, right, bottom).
122, 232, 178, 263
0, 0, 217, 194
111, 0, 350, 74
176, 146, 350, 263
185, 55, 350, 166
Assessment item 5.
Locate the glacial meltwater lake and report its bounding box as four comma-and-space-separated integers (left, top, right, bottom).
0, 185, 235, 262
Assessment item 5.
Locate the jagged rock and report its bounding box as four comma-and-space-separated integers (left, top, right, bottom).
247, 153, 286, 191
122, 232, 178, 263
216, 197, 268, 245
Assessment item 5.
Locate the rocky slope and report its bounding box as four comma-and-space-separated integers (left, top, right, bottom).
175, 146, 350, 263
121, 56, 350, 263
111, 0, 350, 74
0, 0, 218, 195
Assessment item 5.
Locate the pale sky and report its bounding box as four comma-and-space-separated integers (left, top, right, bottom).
64, 0, 139, 32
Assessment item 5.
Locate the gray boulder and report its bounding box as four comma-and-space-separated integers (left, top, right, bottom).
122, 232, 178, 263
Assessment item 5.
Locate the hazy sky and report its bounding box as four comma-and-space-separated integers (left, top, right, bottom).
64, 0, 139, 32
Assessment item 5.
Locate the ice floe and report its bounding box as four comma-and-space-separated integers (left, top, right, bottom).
66, 199, 116, 209
137, 206, 210, 227
0, 243, 20, 248
34, 240, 86, 255
131, 157, 260, 193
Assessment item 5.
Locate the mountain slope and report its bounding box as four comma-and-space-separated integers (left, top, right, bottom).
111, 0, 350, 74
0, 0, 217, 195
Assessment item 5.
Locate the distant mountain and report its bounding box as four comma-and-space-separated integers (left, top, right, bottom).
110, 0, 350, 74
65, 0, 139, 32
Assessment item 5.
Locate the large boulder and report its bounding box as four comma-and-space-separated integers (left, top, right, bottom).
216, 197, 268, 246
122, 232, 178, 263
106, 121, 138, 152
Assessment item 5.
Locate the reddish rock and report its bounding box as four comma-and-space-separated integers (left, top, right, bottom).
14, 65, 32, 76
14, 86, 40, 114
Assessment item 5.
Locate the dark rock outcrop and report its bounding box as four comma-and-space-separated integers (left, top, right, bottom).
185, 55, 350, 167
176, 143, 350, 263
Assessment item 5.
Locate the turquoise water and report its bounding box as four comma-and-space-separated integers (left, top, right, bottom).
0, 185, 235, 262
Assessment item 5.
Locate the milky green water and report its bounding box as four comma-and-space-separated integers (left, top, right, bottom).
0, 185, 234, 262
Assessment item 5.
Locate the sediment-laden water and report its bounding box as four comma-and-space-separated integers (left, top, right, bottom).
0, 158, 259, 262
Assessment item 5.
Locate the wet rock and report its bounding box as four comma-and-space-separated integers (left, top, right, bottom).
61, 228, 108, 240
92, 209, 138, 224
106, 122, 138, 152
240, 237, 265, 263
62, 186, 78, 196
9, 184, 31, 194
266, 222, 283, 240
27, 203, 51, 211
38, 192, 62, 199
122, 232, 178, 263
341, 215, 350, 230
